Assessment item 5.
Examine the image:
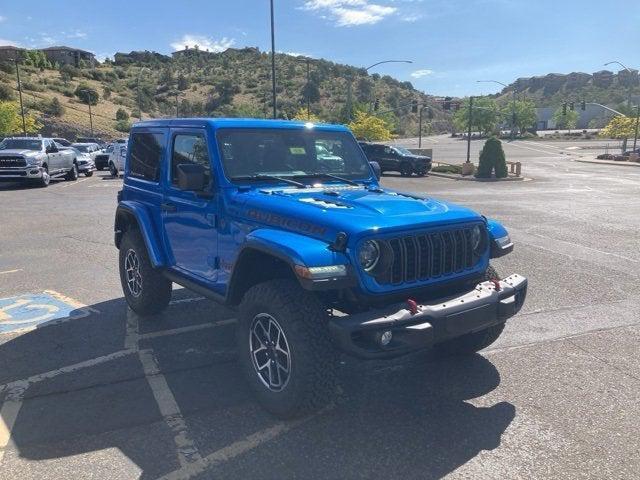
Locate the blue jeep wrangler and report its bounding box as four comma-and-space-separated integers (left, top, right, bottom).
115, 119, 526, 418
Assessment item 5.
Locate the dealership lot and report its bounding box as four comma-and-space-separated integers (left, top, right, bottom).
1, 137, 640, 479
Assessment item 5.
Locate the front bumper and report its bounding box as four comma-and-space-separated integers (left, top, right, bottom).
78, 163, 96, 173
328, 273, 527, 359
0, 166, 44, 180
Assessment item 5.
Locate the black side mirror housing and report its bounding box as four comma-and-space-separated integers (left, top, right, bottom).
369, 161, 381, 180
177, 163, 206, 192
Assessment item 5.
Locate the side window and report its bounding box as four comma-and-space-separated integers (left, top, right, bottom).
383, 146, 391, 154
171, 134, 211, 187
129, 132, 163, 182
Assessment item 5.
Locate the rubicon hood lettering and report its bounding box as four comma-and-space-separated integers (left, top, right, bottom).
247, 209, 327, 235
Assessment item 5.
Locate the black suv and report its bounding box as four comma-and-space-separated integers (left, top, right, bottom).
359, 142, 431, 177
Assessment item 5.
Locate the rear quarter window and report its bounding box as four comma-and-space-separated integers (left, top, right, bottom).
129, 132, 164, 182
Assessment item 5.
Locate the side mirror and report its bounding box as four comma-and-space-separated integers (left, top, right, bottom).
46, 145, 57, 153
177, 163, 206, 191
369, 161, 381, 180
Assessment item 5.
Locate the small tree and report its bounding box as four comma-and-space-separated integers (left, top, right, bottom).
453, 97, 500, 136
0, 84, 15, 101
503, 99, 537, 135
115, 108, 129, 121
75, 84, 99, 105
177, 73, 189, 91
600, 115, 636, 139
0, 101, 41, 134
552, 107, 578, 130
476, 136, 508, 178
114, 119, 131, 133
45, 97, 65, 117
348, 111, 392, 141
292, 107, 320, 122
102, 86, 112, 100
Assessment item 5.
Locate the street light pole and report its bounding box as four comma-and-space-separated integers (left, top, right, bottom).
633, 104, 639, 152
14, 58, 27, 136
605, 61, 634, 109
363, 59, 413, 117
466, 96, 473, 164
270, 0, 277, 119
136, 67, 150, 121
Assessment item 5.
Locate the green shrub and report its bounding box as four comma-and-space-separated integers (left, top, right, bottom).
21, 80, 45, 92
75, 84, 99, 105
115, 119, 131, 132
432, 164, 462, 174
115, 108, 129, 121
0, 83, 15, 101
44, 97, 65, 117
476, 136, 508, 178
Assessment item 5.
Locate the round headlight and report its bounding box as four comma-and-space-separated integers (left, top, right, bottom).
471, 225, 484, 253
359, 240, 380, 272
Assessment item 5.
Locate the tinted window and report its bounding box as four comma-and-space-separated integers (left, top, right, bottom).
0, 139, 43, 150
171, 134, 211, 186
129, 133, 163, 181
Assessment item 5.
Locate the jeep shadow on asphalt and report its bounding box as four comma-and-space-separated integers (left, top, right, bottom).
0, 289, 514, 479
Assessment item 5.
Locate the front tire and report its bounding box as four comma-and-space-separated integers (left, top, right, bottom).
237, 279, 338, 418
84, 171, 94, 177
109, 162, 118, 177
434, 265, 505, 356
35, 166, 50, 188
119, 229, 172, 316
400, 163, 412, 177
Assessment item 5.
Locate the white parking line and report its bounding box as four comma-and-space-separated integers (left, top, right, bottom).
125, 309, 203, 468
60, 177, 91, 188
0, 269, 21, 276
138, 319, 236, 341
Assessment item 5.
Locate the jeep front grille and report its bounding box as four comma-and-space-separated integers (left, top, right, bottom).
0, 157, 27, 168
376, 226, 482, 285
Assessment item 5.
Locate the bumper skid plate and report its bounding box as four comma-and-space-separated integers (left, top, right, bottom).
329, 274, 527, 358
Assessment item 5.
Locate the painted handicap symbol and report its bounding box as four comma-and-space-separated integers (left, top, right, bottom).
0, 292, 95, 334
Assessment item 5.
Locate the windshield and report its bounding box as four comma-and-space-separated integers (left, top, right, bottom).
393, 146, 413, 156
72, 145, 91, 152
217, 128, 371, 183
0, 139, 43, 151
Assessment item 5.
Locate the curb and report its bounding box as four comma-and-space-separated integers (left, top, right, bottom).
428, 172, 529, 182
573, 158, 640, 167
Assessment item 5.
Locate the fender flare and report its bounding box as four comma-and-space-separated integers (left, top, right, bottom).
115, 202, 166, 267
485, 218, 513, 258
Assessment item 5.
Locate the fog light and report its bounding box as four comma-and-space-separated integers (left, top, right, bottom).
379, 330, 393, 346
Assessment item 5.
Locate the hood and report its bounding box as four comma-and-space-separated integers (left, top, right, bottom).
231, 184, 483, 243
0, 149, 40, 157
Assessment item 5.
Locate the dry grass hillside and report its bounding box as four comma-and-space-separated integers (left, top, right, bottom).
0, 47, 452, 140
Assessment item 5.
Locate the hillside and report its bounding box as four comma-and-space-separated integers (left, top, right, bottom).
496, 69, 639, 112
0, 47, 450, 140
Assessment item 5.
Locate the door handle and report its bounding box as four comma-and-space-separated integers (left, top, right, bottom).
161, 202, 177, 213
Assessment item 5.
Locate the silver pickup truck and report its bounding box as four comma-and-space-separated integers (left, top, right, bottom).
0, 137, 79, 187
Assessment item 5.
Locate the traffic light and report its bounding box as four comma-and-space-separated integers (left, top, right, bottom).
443, 96, 452, 111
374, 98, 379, 111
411, 100, 418, 113
562, 103, 567, 115
581, 100, 586, 111
569, 102, 575, 111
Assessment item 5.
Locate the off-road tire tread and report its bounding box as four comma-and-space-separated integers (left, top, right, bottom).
238, 279, 337, 418
119, 229, 172, 316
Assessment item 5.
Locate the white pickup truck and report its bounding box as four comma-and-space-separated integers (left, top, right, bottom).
0, 137, 79, 187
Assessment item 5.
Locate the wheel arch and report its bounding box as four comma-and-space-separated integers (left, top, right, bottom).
115, 202, 166, 267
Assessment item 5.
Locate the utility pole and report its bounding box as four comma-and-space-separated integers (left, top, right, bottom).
305, 58, 311, 119
270, 0, 277, 119
346, 75, 353, 122
634, 104, 639, 152
511, 90, 517, 140
14, 58, 27, 136
466, 96, 473, 164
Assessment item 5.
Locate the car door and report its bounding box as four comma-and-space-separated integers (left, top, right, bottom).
161, 129, 218, 283
44, 140, 60, 173
379, 145, 396, 171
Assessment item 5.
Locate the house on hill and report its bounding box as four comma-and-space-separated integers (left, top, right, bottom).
0, 45, 25, 62
40, 46, 96, 67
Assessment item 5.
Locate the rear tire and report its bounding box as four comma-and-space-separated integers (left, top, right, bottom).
84, 171, 94, 177
65, 162, 78, 181
237, 279, 338, 418
434, 265, 505, 356
109, 162, 118, 177
119, 229, 172, 316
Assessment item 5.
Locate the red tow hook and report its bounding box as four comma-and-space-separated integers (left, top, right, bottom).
406, 298, 419, 315
490, 279, 501, 291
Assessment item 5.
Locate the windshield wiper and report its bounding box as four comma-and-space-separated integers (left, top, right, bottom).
293, 173, 359, 186
231, 174, 307, 189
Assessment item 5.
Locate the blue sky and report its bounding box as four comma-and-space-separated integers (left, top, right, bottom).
1, 0, 638, 96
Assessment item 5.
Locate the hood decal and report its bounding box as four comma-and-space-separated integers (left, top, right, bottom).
247, 209, 327, 235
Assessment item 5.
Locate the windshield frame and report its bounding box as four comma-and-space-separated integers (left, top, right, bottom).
215, 127, 375, 187
393, 146, 413, 156
0, 139, 44, 151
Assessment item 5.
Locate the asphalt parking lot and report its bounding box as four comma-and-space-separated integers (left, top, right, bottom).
1, 136, 640, 479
